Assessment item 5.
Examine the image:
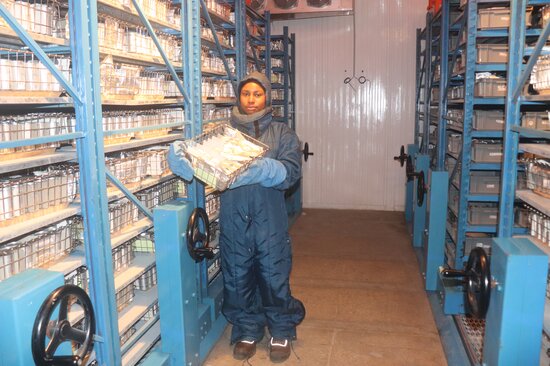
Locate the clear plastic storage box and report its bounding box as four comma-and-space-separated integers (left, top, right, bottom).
526, 159, 550, 197
478, 7, 532, 29
474, 78, 507, 97
448, 86, 464, 100
472, 140, 503, 163
522, 111, 550, 131
473, 110, 505, 130
469, 203, 499, 225
477, 44, 508, 63
447, 134, 462, 155
470, 171, 500, 194
465, 234, 493, 256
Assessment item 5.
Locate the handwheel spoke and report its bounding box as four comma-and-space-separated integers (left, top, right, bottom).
58, 296, 70, 321
64, 326, 87, 344
187, 208, 211, 262
192, 227, 202, 243
45, 335, 62, 357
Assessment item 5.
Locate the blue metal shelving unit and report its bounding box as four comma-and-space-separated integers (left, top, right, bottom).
245, 7, 270, 75
0, 0, 122, 363
0, 1, 266, 365
497, 0, 550, 235
443, 0, 523, 271
422, 2, 550, 365
408, 10, 438, 251
494, 3, 550, 363
266, 26, 301, 224
422, 0, 453, 293
269, 26, 294, 126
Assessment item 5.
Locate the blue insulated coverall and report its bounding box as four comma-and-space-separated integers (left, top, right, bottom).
221, 75, 305, 343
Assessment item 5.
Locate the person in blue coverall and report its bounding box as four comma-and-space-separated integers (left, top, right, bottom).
167, 71, 305, 363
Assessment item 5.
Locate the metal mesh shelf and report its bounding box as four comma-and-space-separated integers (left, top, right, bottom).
0, 218, 78, 281
0, 165, 79, 226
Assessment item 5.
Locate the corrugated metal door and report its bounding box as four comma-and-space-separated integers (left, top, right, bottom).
272, 0, 427, 210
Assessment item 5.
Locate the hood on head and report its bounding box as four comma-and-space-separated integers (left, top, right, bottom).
237, 71, 272, 108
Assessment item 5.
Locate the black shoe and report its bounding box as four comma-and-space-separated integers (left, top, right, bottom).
269, 337, 291, 363
233, 339, 256, 360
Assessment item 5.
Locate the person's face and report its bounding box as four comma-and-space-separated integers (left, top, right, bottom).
240, 81, 266, 115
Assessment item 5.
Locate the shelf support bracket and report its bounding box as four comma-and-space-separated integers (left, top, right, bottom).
105, 171, 154, 220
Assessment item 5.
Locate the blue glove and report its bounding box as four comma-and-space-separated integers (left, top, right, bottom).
230, 158, 287, 189
168, 141, 194, 181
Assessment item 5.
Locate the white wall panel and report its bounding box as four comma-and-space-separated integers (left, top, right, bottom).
272, 0, 426, 210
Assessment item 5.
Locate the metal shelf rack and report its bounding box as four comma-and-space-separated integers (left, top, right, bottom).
265, 25, 300, 224
499, 2, 550, 364
0, 1, 264, 365
267, 26, 295, 128
441, 0, 532, 271
421, 2, 550, 366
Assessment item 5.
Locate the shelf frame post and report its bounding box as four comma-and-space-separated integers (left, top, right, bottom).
69, 0, 121, 364
455, 0, 477, 268
436, 0, 450, 170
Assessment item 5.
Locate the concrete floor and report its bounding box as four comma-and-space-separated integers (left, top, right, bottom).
203, 209, 447, 366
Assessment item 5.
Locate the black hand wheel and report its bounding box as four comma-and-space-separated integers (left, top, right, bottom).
32, 284, 95, 366
409, 170, 426, 207
441, 247, 491, 319
303, 142, 314, 162
187, 207, 214, 262
405, 155, 414, 181
416, 170, 426, 207
394, 145, 408, 167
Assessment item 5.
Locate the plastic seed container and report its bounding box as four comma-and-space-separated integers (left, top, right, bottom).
116, 282, 135, 312
142, 301, 159, 322
477, 7, 532, 29
205, 191, 220, 218
465, 234, 493, 256
447, 134, 462, 155
529, 209, 550, 245
522, 111, 550, 131
526, 158, 550, 197
472, 140, 503, 163
474, 78, 507, 97
134, 264, 157, 291
120, 327, 136, 347
468, 203, 499, 225
133, 230, 155, 253
470, 171, 500, 194
473, 110, 505, 130
477, 44, 508, 64
112, 239, 135, 274
183, 124, 269, 191
65, 266, 89, 293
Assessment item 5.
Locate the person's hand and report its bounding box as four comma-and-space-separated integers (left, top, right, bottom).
230, 158, 287, 189
168, 141, 194, 181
